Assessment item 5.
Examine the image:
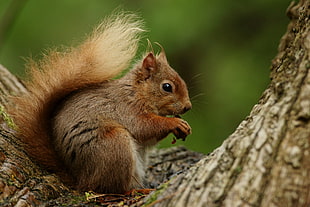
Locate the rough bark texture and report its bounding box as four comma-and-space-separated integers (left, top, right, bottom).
142, 0, 310, 206
0, 64, 26, 107
0, 0, 309, 206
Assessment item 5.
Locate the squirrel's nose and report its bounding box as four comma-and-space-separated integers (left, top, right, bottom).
183, 102, 192, 113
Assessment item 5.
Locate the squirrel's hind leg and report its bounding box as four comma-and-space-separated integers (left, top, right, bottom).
75, 120, 143, 194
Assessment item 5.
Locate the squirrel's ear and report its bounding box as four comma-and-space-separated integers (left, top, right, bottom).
142, 52, 157, 69
158, 51, 168, 63
139, 52, 157, 80
155, 42, 168, 63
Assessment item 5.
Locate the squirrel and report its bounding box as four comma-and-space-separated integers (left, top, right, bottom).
8, 12, 192, 193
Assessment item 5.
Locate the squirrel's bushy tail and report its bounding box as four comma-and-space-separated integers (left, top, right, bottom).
9, 12, 144, 171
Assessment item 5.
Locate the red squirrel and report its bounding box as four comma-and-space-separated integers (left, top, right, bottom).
8, 13, 192, 193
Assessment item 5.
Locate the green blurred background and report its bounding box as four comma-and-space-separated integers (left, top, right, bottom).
0, 0, 292, 154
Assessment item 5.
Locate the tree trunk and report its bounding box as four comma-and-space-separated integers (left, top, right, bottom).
0, 0, 309, 206
142, 0, 310, 206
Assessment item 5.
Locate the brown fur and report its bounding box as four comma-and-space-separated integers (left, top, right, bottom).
8, 13, 192, 193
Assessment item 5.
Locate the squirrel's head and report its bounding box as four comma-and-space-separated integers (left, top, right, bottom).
134, 50, 192, 116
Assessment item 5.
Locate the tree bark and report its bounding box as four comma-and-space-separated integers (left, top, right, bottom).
142, 0, 310, 206
0, 0, 309, 206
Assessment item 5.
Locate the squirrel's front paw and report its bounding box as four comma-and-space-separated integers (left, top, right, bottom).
171, 118, 191, 141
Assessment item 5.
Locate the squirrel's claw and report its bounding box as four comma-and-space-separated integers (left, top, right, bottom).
171, 117, 191, 141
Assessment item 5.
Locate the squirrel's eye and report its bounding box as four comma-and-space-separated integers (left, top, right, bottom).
162, 83, 173, 92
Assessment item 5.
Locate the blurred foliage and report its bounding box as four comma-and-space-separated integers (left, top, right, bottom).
0, 0, 292, 153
